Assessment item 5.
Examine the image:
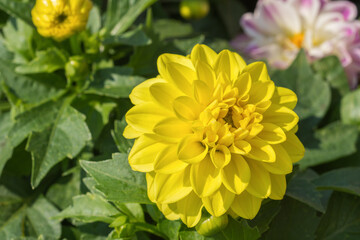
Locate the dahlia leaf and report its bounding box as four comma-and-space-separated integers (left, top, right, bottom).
26, 196, 61, 239
272, 49, 331, 123
152, 19, 193, 40
80, 153, 151, 204
341, 88, 360, 125
264, 197, 320, 240
0, 112, 13, 175
27, 105, 91, 188
103, 26, 152, 46
313, 167, 360, 197
0, 0, 32, 26
86, 67, 145, 98
15, 48, 67, 74
109, 0, 157, 35
55, 193, 119, 224
286, 170, 329, 213
312, 56, 350, 96
112, 119, 134, 153
158, 219, 181, 240
299, 121, 358, 169
0, 59, 67, 104
316, 192, 360, 240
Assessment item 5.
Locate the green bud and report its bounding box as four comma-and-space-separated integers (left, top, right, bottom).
180, 0, 210, 20
196, 214, 228, 237
65, 56, 89, 82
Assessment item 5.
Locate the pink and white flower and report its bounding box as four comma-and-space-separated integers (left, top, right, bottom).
232, 0, 360, 88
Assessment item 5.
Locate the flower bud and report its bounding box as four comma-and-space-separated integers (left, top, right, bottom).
65, 56, 89, 82
180, 0, 210, 20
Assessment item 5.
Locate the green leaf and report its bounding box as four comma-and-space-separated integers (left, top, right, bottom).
341, 88, 360, 125
8, 100, 63, 148
87, 6, 101, 34
0, 59, 67, 104
56, 193, 119, 224
0, 0, 32, 26
158, 219, 181, 240
80, 153, 151, 203
26, 196, 61, 239
0, 204, 27, 240
316, 192, 360, 240
299, 121, 358, 168
153, 19, 193, 40
113, 202, 145, 222
15, 48, 67, 74
180, 231, 205, 240
312, 55, 350, 96
27, 105, 91, 188
112, 119, 134, 153
86, 67, 145, 98
264, 197, 320, 240
313, 167, 360, 197
173, 35, 205, 55
103, 26, 151, 46
74, 96, 116, 141
0, 112, 14, 175
46, 167, 82, 210
286, 169, 327, 213
109, 0, 157, 35
211, 218, 260, 240
272, 49, 331, 122
249, 201, 281, 234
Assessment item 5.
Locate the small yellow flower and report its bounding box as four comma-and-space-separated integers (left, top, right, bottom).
124, 44, 305, 227
31, 0, 93, 41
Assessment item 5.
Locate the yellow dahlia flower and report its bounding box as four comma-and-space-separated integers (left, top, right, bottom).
31, 0, 92, 41
124, 44, 304, 227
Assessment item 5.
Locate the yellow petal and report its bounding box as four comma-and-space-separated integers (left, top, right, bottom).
129, 78, 159, 105
244, 62, 270, 82
157, 203, 180, 221
246, 138, 276, 163
128, 134, 166, 172
231, 191, 262, 219
152, 168, 192, 204
177, 135, 208, 164
246, 160, 271, 198
233, 72, 252, 98
202, 185, 235, 217
282, 131, 305, 163
195, 61, 216, 90
257, 123, 286, 144
272, 87, 297, 110
233, 52, 247, 72
153, 118, 192, 139
229, 140, 252, 154
190, 155, 222, 197
166, 62, 196, 95
149, 82, 183, 109
193, 80, 212, 105
214, 50, 241, 82
221, 154, 250, 194
269, 174, 286, 200
125, 103, 172, 133
154, 146, 189, 174
210, 145, 231, 169
173, 96, 202, 121
190, 44, 218, 67
248, 81, 275, 104
157, 53, 195, 78
248, 123, 264, 139
262, 104, 299, 131
262, 144, 293, 174
123, 125, 141, 139
170, 191, 203, 228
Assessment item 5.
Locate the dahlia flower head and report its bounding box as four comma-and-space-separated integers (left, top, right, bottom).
31, 0, 92, 41
124, 44, 304, 227
233, 0, 360, 88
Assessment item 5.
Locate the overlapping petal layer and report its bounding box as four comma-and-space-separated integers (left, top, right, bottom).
32, 0, 92, 41
124, 44, 304, 227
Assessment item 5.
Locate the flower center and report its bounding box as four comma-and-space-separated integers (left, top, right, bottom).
290, 33, 304, 48
55, 13, 68, 24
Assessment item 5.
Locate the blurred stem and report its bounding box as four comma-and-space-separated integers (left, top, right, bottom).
0, 102, 11, 111
70, 34, 82, 55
